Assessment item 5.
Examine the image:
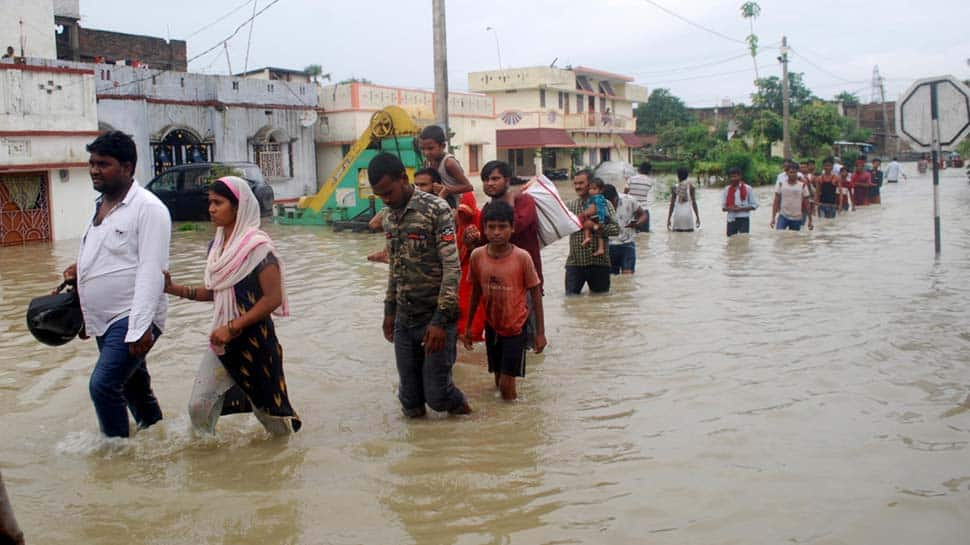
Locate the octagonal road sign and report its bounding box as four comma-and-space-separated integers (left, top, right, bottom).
896, 75, 970, 151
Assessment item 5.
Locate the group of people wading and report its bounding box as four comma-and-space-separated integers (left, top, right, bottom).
36, 130, 915, 436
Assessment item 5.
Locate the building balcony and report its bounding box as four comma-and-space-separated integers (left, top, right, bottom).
495, 109, 634, 132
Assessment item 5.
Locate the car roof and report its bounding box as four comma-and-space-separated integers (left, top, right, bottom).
162, 162, 258, 170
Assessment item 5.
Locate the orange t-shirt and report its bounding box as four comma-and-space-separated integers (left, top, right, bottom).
468, 245, 540, 337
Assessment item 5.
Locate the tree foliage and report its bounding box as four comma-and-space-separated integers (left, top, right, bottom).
303, 64, 330, 83
792, 101, 842, 156
635, 88, 694, 135
834, 90, 860, 107
740, 2, 762, 79
751, 73, 814, 115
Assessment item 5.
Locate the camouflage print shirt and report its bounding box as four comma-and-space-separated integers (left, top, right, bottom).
383, 188, 461, 327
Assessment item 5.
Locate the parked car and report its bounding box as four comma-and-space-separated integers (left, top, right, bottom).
145, 162, 274, 221
948, 152, 964, 168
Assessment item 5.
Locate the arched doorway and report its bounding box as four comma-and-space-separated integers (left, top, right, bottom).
151, 127, 212, 176
251, 126, 292, 179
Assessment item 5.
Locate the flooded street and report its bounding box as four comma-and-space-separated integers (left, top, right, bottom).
2, 165, 969, 544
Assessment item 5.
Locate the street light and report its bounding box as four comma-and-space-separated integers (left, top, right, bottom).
485, 26, 503, 70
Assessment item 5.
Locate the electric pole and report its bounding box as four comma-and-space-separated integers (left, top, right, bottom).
780, 36, 791, 159
432, 0, 450, 136
875, 66, 892, 155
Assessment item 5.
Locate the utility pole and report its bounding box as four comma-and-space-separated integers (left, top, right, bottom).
780, 36, 791, 159
432, 0, 450, 136
876, 66, 892, 155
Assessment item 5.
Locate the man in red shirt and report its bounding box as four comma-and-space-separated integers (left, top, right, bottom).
850, 158, 872, 206
479, 160, 543, 287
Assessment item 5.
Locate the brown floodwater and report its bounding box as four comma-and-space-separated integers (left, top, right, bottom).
1, 165, 969, 544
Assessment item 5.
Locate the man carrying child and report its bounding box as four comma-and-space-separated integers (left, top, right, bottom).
462, 201, 546, 401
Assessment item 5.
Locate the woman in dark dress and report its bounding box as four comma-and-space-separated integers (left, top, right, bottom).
165, 176, 300, 435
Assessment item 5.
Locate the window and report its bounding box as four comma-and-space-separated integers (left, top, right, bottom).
599, 81, 616, 96
576, 75, 593, 92
254, 130, 292, 179
558, 91, 564, 110
232, 81, 239, 90
539, 88, 546, 108
576, 94, 584, 113
150, 170, 180, 193
255, 142, 284, 178
507, 149, 524, 167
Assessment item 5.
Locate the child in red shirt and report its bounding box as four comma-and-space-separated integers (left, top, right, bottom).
462, 200, 546, 400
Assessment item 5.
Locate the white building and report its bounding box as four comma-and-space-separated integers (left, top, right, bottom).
468, 66, 649, 176
0, 3, 98, 244
316, 82, 496, 183
95, 66, 319, 199
0, 0, 57, 59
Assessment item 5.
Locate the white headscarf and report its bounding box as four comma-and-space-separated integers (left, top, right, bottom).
204, 176, 288, 354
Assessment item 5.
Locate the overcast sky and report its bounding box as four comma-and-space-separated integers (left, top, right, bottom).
81, 0, 970, 107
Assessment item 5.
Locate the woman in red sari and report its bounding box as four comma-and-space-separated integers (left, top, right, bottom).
456, 192, 486, 342
412, 167, 486, 343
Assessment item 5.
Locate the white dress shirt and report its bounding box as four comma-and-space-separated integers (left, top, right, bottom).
77, 181, 171, 342
609, 193, 640, 246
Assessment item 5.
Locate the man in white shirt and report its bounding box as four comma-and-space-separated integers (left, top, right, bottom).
63, 131, 171, 437
624, 162, 653, 232
885, 157, 907, 183
771, 163, 812, 231
603, 184, 645, 274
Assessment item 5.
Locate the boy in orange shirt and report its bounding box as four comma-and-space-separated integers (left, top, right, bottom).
462, 201, 546, 400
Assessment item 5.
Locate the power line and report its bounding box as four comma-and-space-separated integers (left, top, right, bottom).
640, 0, 747, 45
628, 51, 751, 77
185, 0, 256, 39
789, 47, 865, 85
188, 0, 283, 65
642, 64, 774, 86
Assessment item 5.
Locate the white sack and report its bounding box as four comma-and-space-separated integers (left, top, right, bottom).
523, 175, 582, 249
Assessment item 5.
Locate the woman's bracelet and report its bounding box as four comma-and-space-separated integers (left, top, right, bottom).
180, 286, 197, 300
227, 319, 239, 337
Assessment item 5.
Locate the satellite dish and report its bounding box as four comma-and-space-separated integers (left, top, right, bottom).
299, 110, 318, 127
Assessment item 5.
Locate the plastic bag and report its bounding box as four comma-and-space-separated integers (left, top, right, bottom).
523, 175, 582, 249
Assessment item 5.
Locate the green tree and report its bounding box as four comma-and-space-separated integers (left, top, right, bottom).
740, 2, 762, 80
751, 73, 814, 115
840, 117, 871, 143
834, 90, 860, 107
792, 101, 842, 156
303, 64, 330, 84
657, 122, 717, 163
735, 105, 783, 157
635, 88, 694, 135
957, 136, 970, 158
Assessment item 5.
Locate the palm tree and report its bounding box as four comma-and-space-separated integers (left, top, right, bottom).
303, 64, 330, 84
740, 2, 761, 81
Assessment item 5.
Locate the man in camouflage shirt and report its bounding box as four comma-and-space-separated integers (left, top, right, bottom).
565, 170, 620, 295
369, 152, 471, 417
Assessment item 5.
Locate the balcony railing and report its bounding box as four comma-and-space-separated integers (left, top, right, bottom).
496, 110, 633, 131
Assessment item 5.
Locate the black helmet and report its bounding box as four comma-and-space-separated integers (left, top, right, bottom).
26, 281, 83, 346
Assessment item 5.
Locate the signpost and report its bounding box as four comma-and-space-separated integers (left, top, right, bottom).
896, 76, 970, 255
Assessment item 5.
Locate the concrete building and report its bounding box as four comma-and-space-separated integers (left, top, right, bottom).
1, 0, 58, 59
52, 0, 186, 70
468, 66, 648, 176
95, 65, 319, 199
0, 14, 98, 244
316, 81, 496, 182
841, 101, 911, 157
236, 67, 314, 83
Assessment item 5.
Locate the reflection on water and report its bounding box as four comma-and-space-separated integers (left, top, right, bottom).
2, 167, 969, 544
